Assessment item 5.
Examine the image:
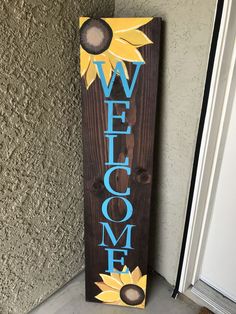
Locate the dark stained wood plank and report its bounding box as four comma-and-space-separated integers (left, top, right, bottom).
80, 17, 161, 308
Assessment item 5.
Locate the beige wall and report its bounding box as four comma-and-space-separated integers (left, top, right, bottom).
115, 0, 217, 285
0, 1, 114, 313
0, 1, 218, 312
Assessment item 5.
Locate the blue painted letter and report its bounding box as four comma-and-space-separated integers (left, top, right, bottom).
105, 134, 129, 166
105, 100, 131, 135
102, 196, 133, 222
105, 248, 129, 273
99, 222, 135, 249
104, 166, 130, 196
94, 61, 144, 98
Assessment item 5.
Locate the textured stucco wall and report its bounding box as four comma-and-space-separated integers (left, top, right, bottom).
0, 1, 114, 314
115, 0, 216, 285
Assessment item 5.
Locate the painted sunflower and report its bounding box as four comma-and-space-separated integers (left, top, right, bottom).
95, 265, 147, 308
79, 17, 153, 89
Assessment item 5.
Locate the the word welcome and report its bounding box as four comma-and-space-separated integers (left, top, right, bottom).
94, 60, 144, 274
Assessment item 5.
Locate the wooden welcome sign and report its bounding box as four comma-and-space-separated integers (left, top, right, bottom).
79, 17, 161, 309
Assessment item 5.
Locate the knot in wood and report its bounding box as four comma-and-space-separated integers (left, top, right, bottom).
134, 168, 151, 184
91, 178, 104, 194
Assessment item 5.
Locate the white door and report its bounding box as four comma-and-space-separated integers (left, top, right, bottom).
179, 1, 236, 312
200, 84, 236, 302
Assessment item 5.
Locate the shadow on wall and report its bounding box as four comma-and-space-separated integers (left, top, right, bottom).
149, 19, 166, 276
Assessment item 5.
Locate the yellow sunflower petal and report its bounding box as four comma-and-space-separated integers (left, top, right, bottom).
109, 39, 144, 63
104, 301, 121, 305
95, 282, 115, 292
137, 275, 147, 290
79, 17, 89, 27
131, 266, 142, 283
94, 54, 112, 85
85, 59, 96, 89
104, 17, 153, 33
100, 274, 123, 290
80, 47, 90, 77
110, 268, 123, 284
114, 300, 127, 306
117, 29, 153, 47
136, 301, 145, 309
120, 266, 133, 285
95, 290, 120, 303
107, 52, 129, 79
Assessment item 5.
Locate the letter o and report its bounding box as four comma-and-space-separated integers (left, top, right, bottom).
102, 197, 133, 222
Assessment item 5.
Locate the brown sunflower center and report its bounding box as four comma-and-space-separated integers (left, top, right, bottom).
80, 19, 113, 55
120, 284, 145, 306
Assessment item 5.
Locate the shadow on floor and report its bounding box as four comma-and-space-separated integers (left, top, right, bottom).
30, 271, 200, 314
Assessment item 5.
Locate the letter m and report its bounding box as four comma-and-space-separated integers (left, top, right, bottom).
98, 222, 135, 249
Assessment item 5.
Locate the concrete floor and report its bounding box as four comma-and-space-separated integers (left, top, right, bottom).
30, 271, 201, 314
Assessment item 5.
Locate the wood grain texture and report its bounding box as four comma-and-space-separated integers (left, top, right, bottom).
81, 18, 161, 303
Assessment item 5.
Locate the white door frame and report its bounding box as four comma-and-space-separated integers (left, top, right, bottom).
179, 0, 236, 303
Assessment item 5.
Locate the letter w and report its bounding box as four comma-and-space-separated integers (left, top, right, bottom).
93, 61, 144, 98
